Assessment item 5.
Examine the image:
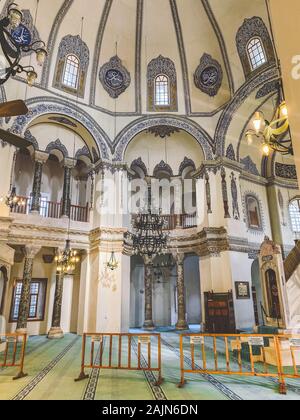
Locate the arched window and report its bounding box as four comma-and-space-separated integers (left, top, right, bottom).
246, 195, 262, 229
63, 55, 80, 89
155, 75, 170, 106
247, 38, 266, 70
53, 35, 90, 97
147, 56, 178, 111
289, 198, 300, 233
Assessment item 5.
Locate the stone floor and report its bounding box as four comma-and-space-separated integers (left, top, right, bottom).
0, 329, 300, 400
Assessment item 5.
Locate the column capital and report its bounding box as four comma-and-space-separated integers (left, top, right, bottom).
172, 252, 185, 265
142, 255, 154, 265
33, 151, 49, 164
23, 245, 41, 260
62, 158, 76, 169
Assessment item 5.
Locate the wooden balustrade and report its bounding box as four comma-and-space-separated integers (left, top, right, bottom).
11, 197, 89, 223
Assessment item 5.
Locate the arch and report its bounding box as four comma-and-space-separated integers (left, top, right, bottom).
214, 66, 277, 156
244, 193, 263, 230
114, 115, 214, 161
289, 197, 300, 234
178, 157, 196, 177
0, 266, 8, 315
130, 157, 148, 178
153, 161, 174, 178
10, 97, 110, 160
45, 139, 69, 159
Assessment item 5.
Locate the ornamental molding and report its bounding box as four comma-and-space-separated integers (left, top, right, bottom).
114, 115, 214, 161
57, 34, 89, 70
236, 16, 276, 79
45, 139, 69, 158
147, 126, 180, 139
275, 163, 297, 180
99, 55, 131, 99
194, 53, 223, 97
226, 144, 236, 161
214, 66, 278, 156
153, 161, 174, 178
10, 97, 110, 160
147, 55, 178, 112
75, 146, 91, 160
256, 79, 280, 99
131, 157, 148, 177
178, 157, 196, 176
241, 156, 260, 176
24, 130, 39, 150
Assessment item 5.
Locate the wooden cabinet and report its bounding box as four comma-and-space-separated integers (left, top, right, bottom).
204, 291, 236, 333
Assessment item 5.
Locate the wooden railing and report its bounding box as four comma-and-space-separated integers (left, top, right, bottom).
11, 197, 89, 223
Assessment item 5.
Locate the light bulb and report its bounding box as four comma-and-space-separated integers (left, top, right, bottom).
280, 103, 288, 118
36, 49, 47, 66
9, 5, 22, 29
262, 143, 271, 157
27, 71, 37, 87
253, 112, 262, 134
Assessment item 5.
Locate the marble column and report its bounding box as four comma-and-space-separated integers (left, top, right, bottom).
16, 245, 40, 333
61, 159, 75, 218
30, 151, 49, 214
143, 255, 155, 330
175, 253, 189, 330
48, 273, 64, 339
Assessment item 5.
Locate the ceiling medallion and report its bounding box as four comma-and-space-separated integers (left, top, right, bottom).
194, 54, 223, 97
99, 55, 131, 99
147, 126, 180, 139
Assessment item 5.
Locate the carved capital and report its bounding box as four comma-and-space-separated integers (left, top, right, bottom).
23, 245, 41, 260
33, 151, 49, 164
63, 158, 76, 169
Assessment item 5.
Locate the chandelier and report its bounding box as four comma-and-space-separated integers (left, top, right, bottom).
246, 101, 292, 156
0, 3, 47, 86
127, 182, 169, 257
55, 240, 80, 275
107, 251, 119, 271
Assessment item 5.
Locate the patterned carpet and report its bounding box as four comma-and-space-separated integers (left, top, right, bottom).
0, 332, 299, 400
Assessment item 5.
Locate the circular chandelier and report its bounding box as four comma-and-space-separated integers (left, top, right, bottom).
0, 3, 47, 86
246, 101, 292, 156
55, 240, 80, 275
127, 182, 169, 258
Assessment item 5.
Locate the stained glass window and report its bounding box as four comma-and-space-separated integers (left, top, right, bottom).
247, 38, 266, 70
63, 54, 80, 89
155, 75, 170, 106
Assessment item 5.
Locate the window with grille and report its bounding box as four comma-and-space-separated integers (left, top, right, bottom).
289, 199, 300, 233
155, 75, 170, 106
247, 38, 267, 70
62, 54, 80, 89
10, 279, 47, 322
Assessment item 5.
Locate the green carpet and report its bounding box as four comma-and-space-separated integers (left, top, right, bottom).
0, 332, 299, 400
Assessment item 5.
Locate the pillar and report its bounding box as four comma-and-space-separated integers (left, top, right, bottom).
47, 273, 64, 339
268, 0, 300, 179
16, 245, 40, 333
61, 158, 75, 218
30, 151, 48, 213
175, 253, 189, 330
143, 255, 155, 330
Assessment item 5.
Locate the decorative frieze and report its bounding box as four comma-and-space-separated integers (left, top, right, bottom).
275, 163, 297, 180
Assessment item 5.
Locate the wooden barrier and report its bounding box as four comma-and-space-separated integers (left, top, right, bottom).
75, 333, 163, 385
0, 333, 28, 380
177, 333, 300, 395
